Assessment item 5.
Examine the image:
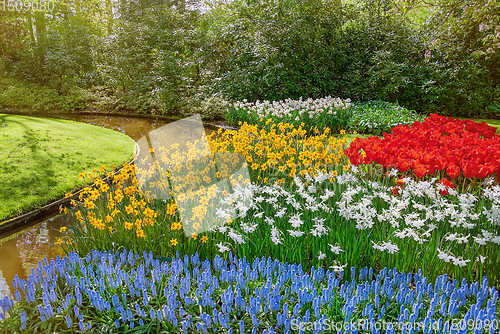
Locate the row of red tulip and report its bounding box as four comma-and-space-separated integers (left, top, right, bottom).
346, 114, 500, 180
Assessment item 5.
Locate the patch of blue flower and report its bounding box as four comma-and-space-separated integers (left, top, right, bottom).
0, 249, 498, 333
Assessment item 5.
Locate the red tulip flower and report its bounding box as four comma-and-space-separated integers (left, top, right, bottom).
476, 164, 495, 179
426, 164, 437, 175
446, 165, 460, 179
462, 161, 479, 178
434, 156, 447, 170
397, 158, 410, 172
343, 114, 500, 182
414, 164, 427, 178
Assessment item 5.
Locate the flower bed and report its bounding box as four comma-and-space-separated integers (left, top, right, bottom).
62, 122, 351, 259
1, 250, 498, 333
346, 114, 500, 188
1, 117, 500, 332
225, 97, 423, 136
58, 120, 500, 288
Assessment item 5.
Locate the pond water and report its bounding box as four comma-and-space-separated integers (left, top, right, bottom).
0, 111, 220, 297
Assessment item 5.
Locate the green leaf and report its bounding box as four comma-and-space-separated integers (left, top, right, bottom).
155, 256, 172, 263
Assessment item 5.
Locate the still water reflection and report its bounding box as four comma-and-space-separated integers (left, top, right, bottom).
0, 215, 70, 298
0, 112, 218, 296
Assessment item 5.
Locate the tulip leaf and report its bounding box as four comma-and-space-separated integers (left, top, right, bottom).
155, 256, 172, 263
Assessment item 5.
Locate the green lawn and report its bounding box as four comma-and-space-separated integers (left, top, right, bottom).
0, 114, 135, 223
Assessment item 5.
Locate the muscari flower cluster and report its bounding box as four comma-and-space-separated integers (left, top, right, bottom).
0, 250, 498, 333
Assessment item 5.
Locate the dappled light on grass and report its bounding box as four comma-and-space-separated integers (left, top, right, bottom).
0, 114, 135, 223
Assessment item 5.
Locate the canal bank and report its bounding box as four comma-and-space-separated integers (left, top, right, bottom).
0, 111, 232, 296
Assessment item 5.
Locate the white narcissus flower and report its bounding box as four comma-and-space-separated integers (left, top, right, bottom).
452, 257, 470, 267
271, 225, 282, 245
382, 242, 399, 254
462, 222, 475, 229
289, 213, 304, 228
394, 230, 407, 239
330, 262, 348, 273
445, 233, 469, 244
318, 251, 326, 260
436, 182, 448, 192
254, 196, 265, 203
254, 211, 264, 218
490, 235, 500, 244
481, 229, 493, 239
437, 248, 454, 263
264, 216, 275, 225
387, 168, 398, 178
288, 230, 305, 237
476, 255, 487, 263
473, 236, 488, 245
275, 207, 287, 218
216, 243, 230, 253
216, 207, 229, 220
241, 222, 257, 234
228, 229, 245, 245
312, 217, 326, 225
372, 241, 385, 252
311, 223, 328, 237
265, 197, 278, 205
329, 244, 344, 254
445, 233, 459, 241
217, 225, 228, 233
483, 176, 495, 186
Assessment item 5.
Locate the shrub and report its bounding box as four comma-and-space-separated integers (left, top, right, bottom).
182, 93, 231, 121
347, 101, 425, 135
0, 78, 88, 112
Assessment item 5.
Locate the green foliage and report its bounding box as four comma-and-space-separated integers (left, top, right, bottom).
486, 102, 500, 119
347, 100, 425, 135
6, 22, 95, 90
0, 78, 88, 112
198, 0, 499, 118
423, 0, 500, 58
93, 0, 202, 115
198, 0, 350, 102
182, 93, 230, 121
1, 0, 499, 118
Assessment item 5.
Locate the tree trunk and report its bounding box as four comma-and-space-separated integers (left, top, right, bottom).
26, 12, 35, 44
34, 11, 46, 66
